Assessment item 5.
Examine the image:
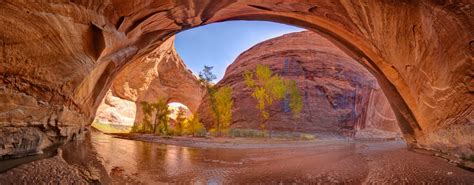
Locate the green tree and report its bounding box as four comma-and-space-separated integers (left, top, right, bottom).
152, 100, 171, 135
286, 80, 303, 130
199, 65, 217, 85
133, 99, 171, 135
175, 107, 187, 135
186, 113, 206, 137
199, 66, 233, 136
243, 64, 302, 137
137, 101, 154, 133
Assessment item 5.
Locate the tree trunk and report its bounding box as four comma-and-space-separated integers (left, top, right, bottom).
152, 111, 157, 134
268, 120, 272, 138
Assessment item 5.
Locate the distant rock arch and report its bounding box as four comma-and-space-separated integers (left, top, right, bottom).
0, 1, 472, 159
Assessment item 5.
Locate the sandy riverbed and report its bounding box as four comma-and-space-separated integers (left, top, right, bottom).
0, 131, 473, 184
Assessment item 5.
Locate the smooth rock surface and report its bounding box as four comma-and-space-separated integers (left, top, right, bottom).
111, 37, 205, 126
95, 37, 205, 127
198, 31, 399, 137
0, 1, 472, 160
94, 90, 136, 126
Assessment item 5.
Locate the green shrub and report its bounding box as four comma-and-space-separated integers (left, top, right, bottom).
229, 128, 267, 138
299, 133, 316, 140
92, 121, 131, 133
131, 123, 154, 134
194, 127, 207, 137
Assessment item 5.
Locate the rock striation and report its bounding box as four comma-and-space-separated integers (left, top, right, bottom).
356, 89, 402, 139
0, 1, 472, 160
198, 31, 400, 137
93, 90, 135, 126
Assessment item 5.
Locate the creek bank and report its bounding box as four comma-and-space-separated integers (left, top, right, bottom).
111, 132, 399, 149
1, 131, 473, 184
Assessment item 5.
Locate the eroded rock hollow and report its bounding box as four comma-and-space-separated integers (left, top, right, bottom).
1, 1, 472, 160
96, 37, 205, 127
198, 31, 400, 138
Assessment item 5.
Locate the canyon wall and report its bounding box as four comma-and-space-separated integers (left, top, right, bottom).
365, 89, 400, 132
198, 31, 399, 137
0, 1, 472, 160
94, 90, 135, 126
355, 89, 401, 139
96, 37, 205, 127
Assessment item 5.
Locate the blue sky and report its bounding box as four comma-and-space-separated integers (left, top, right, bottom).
174, 21, 305, 82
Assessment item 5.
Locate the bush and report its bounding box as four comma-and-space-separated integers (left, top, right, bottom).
228, 128, 316, 140
299, 133, 316, 140
185, 113, 207, 137
167, 128, 177, 136
229, 128, 267, 138
92, 121, 131, 133
131, 123, 153, 134
194, 127, 207, 137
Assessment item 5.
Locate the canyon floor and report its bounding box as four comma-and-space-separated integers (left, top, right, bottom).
0, 131, 473, 184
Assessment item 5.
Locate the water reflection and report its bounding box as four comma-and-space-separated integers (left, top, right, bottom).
56, 131, 474, 184
79, 132, 369, 184
4, 131, 473, 184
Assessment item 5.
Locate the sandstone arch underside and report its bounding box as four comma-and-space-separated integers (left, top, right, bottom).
0, 1, 472, 159
111, 36, 205, 126
94, 36, 205, 126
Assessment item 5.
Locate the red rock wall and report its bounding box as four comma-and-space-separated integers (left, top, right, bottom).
107, 37, 205, 126
365, 89, 400, 132
198, 31, 399, 136
1, 0, 471, 159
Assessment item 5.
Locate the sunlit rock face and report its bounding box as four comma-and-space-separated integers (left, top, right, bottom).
0, 1, 472, 159
111, 37, 205, 126
356, 89, 401, 139
97, 37, 205, 127
94, 90, 135, 126
198, 31, 400, 137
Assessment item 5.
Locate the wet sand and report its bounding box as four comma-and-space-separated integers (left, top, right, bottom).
0, 132, 472, 184
113, 133, 348, 149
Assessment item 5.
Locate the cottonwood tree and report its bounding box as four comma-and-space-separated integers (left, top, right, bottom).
243, 64, 302, 137
287, 80, 303, 130
134, 101, 154, 133
152, 100, 171, 135
213, 86, 233, 135
185, 113, 206, 137
175, 107, 187, 135
134, 99, 171, 135
199, 66, 233, 136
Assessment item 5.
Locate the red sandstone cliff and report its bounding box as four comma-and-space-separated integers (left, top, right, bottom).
1, 1, 471, 162
198, 31, 399, 137
94, 37, 205, 127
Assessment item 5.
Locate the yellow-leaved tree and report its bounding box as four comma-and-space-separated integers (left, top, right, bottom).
174, 107, 187, 135
185, 113, 206, 137
287, 80, 303, 130
243, 64, 302, 137
151, 100, 171, 135
132, 99, 171, 135
199, 66, 234, 136
213, 85, 233, 135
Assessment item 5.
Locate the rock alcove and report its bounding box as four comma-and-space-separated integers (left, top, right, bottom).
0, 1, 472, 162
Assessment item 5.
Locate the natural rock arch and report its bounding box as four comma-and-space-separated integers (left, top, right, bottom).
109, 36, 205, 126
0, 1, 472, 158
